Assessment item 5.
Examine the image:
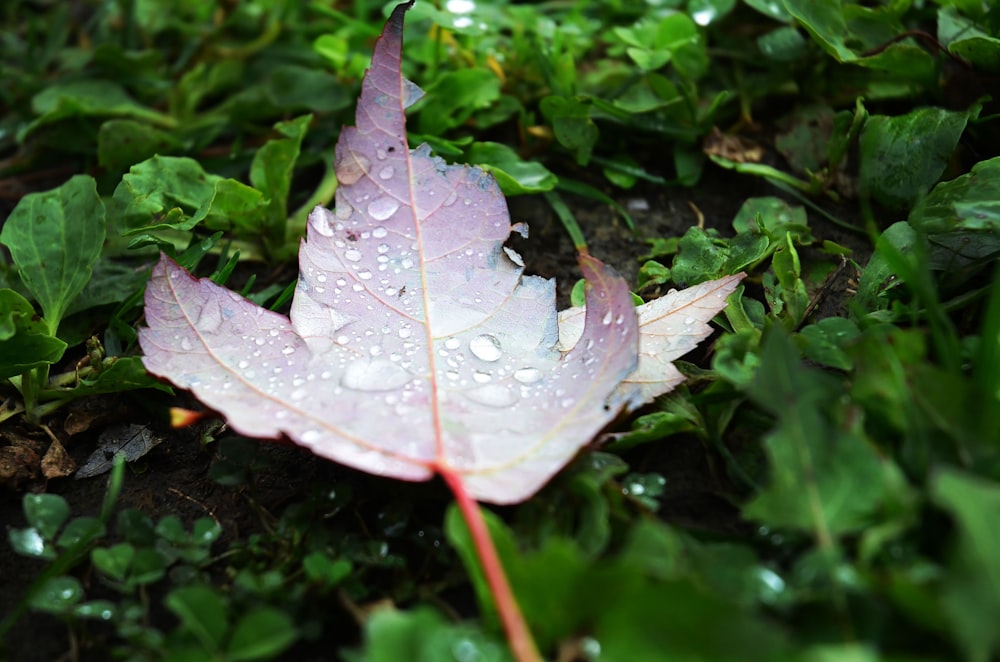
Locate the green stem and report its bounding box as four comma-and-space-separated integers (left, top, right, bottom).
438, 467, 542, 662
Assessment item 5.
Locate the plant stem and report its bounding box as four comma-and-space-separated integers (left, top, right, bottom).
438, 467, 542, 662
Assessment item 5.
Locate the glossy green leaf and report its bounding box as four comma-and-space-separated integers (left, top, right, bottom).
249, 114, 312, 249
23, 494, 70, 540
783, 0, 855, 61
416, 68, 501, 136
467, 142, 557, 195
0, 290, 67, 379
909, 156, 1000, 233
29, 576, 84, 614
0, 175, 106, 331
859, 108, 970, 209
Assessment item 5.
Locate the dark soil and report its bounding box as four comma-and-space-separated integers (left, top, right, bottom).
0, 162, 867, 661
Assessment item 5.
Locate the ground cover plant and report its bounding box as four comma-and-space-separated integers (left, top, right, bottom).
1, 0, 999, 660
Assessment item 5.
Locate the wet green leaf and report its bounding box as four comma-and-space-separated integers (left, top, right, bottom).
859, 107, 970, 209
0, 175, 106, 331
30, 576, 84, 614
348, 606, 509, 662
909, 156, 1000, 233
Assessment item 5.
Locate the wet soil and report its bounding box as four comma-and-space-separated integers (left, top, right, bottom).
0, 161, 868, 661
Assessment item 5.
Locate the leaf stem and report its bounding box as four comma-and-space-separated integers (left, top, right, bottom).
438, 467, 542, 662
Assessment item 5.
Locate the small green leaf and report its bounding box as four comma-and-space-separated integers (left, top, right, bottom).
249, 114, 312, 250
165, 585, 229, 652
92, 543, 136, 581
0, 175, 106, 331
467, 142, 557, 195
23, 493, 70, 539
97, 119, 181, 173
29, 576, 84, 614
226, 607, 298, 661
56, 517, 105, 549
416, 68, 501, 136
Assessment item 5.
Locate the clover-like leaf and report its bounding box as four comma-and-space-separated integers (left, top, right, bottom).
139, 2, 739, 506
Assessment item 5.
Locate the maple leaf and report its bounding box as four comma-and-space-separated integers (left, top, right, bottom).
139, 3, 742, 657
140, 3, 743, 505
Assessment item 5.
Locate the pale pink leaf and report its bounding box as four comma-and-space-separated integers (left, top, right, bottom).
557, 273, 745, 406
140, 2, 640, 505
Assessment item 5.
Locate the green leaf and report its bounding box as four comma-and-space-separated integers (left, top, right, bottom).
347, 606, 510, 662
932, 469, 1000, 662
858, 107, 970, 209
23, 493, 70, 540
18, 80, 175, 141
796, 317, 860, 371
783, 0, 856, 62
112, 155, 268, 236
97, 119, 181, 173
0, 290, 67, 379
29, 576, 84, 614
467, 142, 557, 195
92, 543, 135, 581
742, 325, 892, 535
539, 96, 598, 165
46, 356, 171, 400
249, 114, 312, 250
0, 175, 106, 331
165, 585, 228, 652
909, 155, 1000, 233
416, 68, 501, 136
227, 608, 297, 662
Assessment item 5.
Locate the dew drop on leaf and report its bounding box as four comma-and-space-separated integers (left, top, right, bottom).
372, 226, 388, 238
602, 311, 613, 325
469, 334, 502, 361
378, 166, 395, 180
344, 248, 362, 262
341, 359, 412, 391
513, 367, 542, 384
368, 197, 400, 221
315, 214, 335, 237
466, 383, 518, 408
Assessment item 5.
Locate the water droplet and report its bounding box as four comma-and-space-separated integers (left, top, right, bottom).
335, 204, 352, 220
376, 243, 390, 254
237, 360, 249, 369
336, 335, 350, 345
513, 367, 542, 384
602, 311, 613, 325
342, 359, 412, 391
358, 270, 372, 280
385, 286, 398, 296
352, 283, 364, 292
180, 337, 193, 351
469, 334, 502, 362
344, 248, 362, 262
398, 327, 412, 339
370, 346, 382, 356
444, 337, 461, 350
301, 430, 321, 444
368, 197, 400, 221
443, 191, 458, 206
472, 370, 491, 383
372, 226, 388, 238
281, 345, 295, 355
290, 388, 306, 401
466, 383, 518, 408
378, 166, 394, 180
684, 316, 696, 325
314, 214, 335, 236
446, 370, 460, 380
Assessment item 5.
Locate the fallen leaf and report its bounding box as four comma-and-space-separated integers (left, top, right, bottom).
139, 3, 740, 506
41, 437, 75, 479
74, 423, 164, 479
